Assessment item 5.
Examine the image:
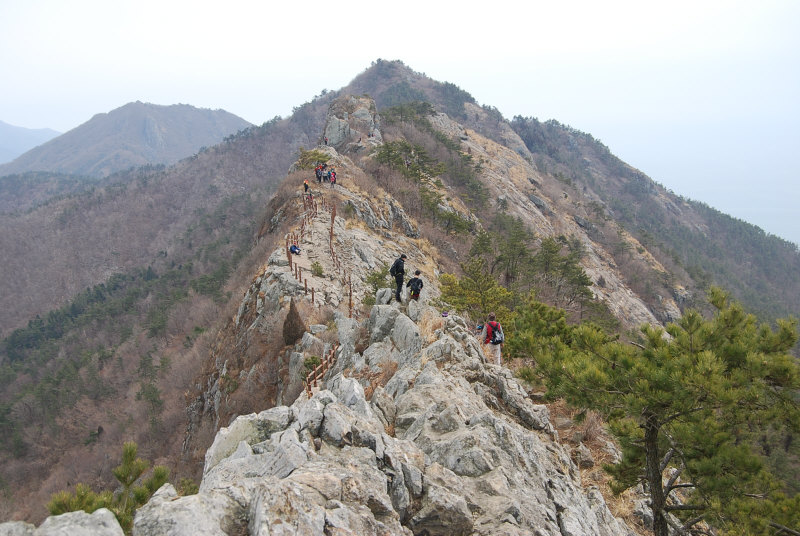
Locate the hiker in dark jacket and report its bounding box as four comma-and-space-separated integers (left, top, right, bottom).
406, 270, 423, 301
390, 254, 407, 302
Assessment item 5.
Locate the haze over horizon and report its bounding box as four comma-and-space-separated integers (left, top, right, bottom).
1, 0, 798, 245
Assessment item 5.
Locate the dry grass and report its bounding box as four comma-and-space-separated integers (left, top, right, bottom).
418, 308, 445, 345
353, 321, 371, 355
543, 398, 647, 535
357, 361, 399, 401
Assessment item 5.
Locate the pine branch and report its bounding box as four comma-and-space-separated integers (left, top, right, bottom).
769, 522, 800, 536
666, 483, 695, 494
681, 515, 706, 533
663, 512, 692, 535
660, 448, 675, 472
662, 404, 713, 425
664, 504, 704, 512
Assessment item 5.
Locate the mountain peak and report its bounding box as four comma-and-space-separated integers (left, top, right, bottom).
0, 102, 252, 177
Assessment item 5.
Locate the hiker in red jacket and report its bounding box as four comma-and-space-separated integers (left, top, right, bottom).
480, 312, 504, 365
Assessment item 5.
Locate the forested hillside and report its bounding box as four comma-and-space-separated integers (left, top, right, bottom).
1, 60, 797, 530
0, 111, 331, 520
510, 116, 800, 323
0, 110, 324, 336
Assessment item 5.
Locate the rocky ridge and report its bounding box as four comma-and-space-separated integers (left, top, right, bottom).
0, 298, 639, 535
146, 300, 638, 536
0, 95, 664, 534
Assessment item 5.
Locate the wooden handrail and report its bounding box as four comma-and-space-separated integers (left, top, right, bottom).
305, 344, 339, 398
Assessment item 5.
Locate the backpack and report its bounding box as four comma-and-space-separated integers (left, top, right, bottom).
390, 259, 402, 277
409, 278, 423, 295
488, 321, 504, 345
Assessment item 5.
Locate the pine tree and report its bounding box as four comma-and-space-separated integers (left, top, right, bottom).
521, 288, 800, 536
439, 257, 513, 324
48, 441, 169, 534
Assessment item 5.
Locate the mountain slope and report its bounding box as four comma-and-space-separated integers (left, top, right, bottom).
508, 116, 800, 321
342, 60, 800, 324
0, 104, 329, 336
0, 121, 60, 164
0, 102, 252, 178
3, 94, 645, 535
1, 61, 798, 527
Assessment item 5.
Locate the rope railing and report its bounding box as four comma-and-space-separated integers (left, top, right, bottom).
304, 343, 338, 398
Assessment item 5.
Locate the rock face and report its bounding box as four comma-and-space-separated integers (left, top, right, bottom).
5, 303, 638, 534
324, 94, 383, 151
131, 303, 636, 535
0, 508, 123, 536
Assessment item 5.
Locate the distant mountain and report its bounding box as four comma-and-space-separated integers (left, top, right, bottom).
0, 102, 252, 177
0, 121, 60, 164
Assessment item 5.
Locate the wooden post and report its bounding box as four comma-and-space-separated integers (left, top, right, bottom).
313, 363, 323, 388
311, 288, 315, 305
304, 279, 308, 295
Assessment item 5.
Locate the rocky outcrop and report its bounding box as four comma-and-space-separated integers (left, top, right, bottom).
6, 302, 638, 534
0, 93, 658, 535
0, 509, 123, 536
128, 302, 636, 535
324, 95, 382, 151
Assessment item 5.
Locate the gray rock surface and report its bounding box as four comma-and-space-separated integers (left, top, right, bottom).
0, 522, 33, 536
30, 509, 122, 536
132, 303, 637, 535
18, 94, 644, 536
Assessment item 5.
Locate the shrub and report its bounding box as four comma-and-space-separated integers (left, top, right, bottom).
310, 262, 324, 277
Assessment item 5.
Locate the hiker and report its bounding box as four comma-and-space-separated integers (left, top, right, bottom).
303, 179, 309, 193
389, 254, 407, 302
324, 136, 328, 145
315, 165, 323, 183
480, 313, 504, 365
406, 270, 423, 301
289, 244, 301, 255
330, 170, 337, 186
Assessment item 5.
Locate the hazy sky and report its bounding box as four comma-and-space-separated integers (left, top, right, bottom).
2, 0, 798, 245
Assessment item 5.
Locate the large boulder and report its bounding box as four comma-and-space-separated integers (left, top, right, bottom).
0, 522, 34, 536
204, 406, 292, 473
35, 509, 122, 536
133, 484, 243, 536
